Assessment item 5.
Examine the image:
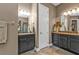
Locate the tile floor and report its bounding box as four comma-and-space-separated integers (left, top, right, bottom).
21, 46, 75, 55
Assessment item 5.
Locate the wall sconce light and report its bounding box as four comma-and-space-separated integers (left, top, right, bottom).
63, 8, 79, 16
18, 9, 30, 18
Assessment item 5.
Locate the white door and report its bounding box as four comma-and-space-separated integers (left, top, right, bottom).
38, 4, 49, 49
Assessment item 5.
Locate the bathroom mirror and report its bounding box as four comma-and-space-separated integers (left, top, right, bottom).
18, 16, 35, 33
60, 8, 79, 32
18, 17, 29, 33
18, 3, 35, 34
68, 16, 79, 32
60, 16, 68, 32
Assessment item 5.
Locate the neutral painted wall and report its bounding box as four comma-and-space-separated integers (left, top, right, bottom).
56, 3, 79, 17
42, 3, 56, 44
0, 4, 18, 55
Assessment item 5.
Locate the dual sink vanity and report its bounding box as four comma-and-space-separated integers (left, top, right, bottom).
52, 32, 79, 54
52, 11, 79, 54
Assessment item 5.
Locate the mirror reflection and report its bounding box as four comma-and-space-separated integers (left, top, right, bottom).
60, 8, 79, 32
18, 17, 29, 33
53, 7, 79, 33
18, 4, 35, 34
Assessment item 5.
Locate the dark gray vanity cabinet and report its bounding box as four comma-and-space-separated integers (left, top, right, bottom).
59, 35, 68, 49
18, 34, 35, 54
68, 36, 79, 53
53, 34, 68, 48
52, 33, 79, 54
53, 34, 59, 46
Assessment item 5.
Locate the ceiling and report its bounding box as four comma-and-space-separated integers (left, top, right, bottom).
52, 3, 61, 6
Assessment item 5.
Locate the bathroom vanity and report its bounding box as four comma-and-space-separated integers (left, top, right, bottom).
18, 33, 35, 54
52, 32, 79, 54
18, 5, 36, 54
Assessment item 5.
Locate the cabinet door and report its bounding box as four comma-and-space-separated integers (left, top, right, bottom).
62, 37, 68, 48
59, 35, 68, 48
18, 35, 29, 53
67, 36, 71, 49
27, 35, 35, 50
53, 34, 59, 46
70, 36, 79, 53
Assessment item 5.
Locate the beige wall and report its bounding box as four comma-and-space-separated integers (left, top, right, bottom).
42, 3, 56, 43
56, 3, 79, 17
0, 4, 18, 54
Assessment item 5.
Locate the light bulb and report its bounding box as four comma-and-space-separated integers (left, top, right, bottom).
68, 11, 71, 15
72, 9, 76, 13
77, 8, 79, 12
63, 12, 68, 16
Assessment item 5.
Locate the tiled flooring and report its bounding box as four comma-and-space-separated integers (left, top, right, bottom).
21, 46, 74, 55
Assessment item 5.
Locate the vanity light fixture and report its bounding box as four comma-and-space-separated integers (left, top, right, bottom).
63, 8, 79, 16
18, 9, 30, 18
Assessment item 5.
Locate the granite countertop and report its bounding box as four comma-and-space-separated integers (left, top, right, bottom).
18, 33, 35, 36
52, 32, 79, 36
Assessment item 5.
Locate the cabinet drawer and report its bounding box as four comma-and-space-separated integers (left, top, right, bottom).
53, 34, 59, 46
